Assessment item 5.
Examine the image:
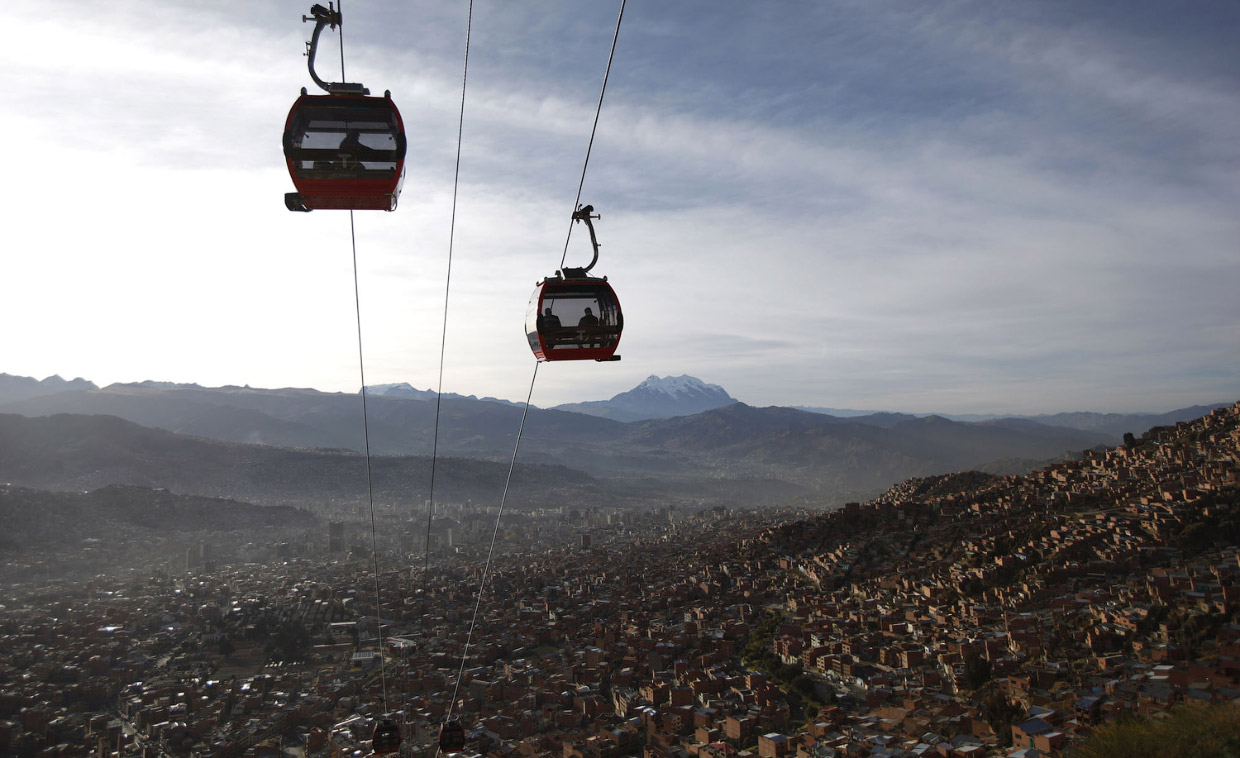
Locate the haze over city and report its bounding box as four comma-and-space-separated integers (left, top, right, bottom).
3, 1, 1238, 415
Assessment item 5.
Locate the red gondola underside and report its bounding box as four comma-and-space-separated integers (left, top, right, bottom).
283, 92, 407, 211
525, 276, 623, 362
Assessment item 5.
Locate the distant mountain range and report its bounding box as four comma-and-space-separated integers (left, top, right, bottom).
0, 411, 599, 510
366, 382, 523, 408
552, 375, 737, 422
1017, 407, 1232, 439
795, 403, 1230, 439
2, 371, 1228, 506
0, 373, 96, 402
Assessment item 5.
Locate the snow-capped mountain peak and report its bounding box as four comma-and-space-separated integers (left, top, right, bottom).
634, 374, 728, 399
552, 375, 736, 421
367, 382, 430, 399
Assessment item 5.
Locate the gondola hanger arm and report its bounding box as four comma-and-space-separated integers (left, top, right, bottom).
566, 204, 602, 276
303, 3, 369, 95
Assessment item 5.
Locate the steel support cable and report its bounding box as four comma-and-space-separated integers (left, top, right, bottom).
351, 211, 389, 714
336, 0, 347, 83
445, 362, 539, 721
335, 0, 391, 717
422, 0, 475, 630
444, 0, 628, 736
558, 0, 627, 270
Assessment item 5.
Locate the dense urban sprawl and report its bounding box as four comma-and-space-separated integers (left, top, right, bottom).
1, 403, 1238, 757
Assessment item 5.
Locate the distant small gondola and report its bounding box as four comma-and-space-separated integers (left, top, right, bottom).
282, 4, 407, 212
439, 719, 465, 754
371, 718, 400, 754
525, 205, 623, 362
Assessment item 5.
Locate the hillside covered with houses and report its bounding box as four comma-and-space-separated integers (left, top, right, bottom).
0, 403, 1237, 758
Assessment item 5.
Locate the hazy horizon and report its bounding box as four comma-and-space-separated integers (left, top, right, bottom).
3, 368, 1232, 420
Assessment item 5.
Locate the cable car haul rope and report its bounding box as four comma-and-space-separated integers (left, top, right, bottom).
446, 1, 628, 749
284, 2, 406, 753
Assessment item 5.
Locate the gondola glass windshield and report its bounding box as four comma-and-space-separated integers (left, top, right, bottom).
284, 97, 404, 180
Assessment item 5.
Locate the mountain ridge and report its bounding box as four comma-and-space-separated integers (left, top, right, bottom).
2, 372, 1226, 504
0, 372, 97, 404
366, 382, 523, 408
796, 402, 1232, 437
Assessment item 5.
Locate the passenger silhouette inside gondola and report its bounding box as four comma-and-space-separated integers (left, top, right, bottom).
578, 307, 599, 327
338, 129, 376, 167
539, 307, 562, 331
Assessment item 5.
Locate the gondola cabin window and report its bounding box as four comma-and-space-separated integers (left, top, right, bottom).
284, 103, 403, 179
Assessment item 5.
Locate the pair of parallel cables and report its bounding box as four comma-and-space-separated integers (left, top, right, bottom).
331, 0, 629, 745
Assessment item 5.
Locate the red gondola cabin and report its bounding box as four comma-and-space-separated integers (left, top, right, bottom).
526, 273, 622, 362
283, 91, 407, 211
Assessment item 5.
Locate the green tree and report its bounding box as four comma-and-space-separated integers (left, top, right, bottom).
982, 691, 1023, 748
1070, 704, 1240, 758
266, 619, 311, 662
775, 662, 803, 684
741, 611, 784, 671
963, 653, 992, 690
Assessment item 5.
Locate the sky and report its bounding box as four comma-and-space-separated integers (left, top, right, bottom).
1, 0, 1237, 415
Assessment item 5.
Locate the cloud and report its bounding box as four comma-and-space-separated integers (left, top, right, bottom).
2, 1, 1237, 414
